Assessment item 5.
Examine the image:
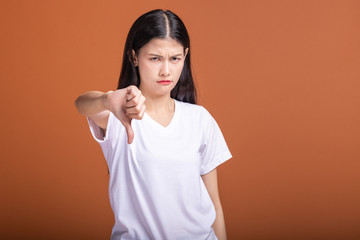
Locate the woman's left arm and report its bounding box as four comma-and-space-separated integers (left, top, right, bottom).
201, 169, 227, 240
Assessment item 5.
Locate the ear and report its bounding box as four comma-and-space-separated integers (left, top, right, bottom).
184, 48, 189, 58
131, 49, 138, 66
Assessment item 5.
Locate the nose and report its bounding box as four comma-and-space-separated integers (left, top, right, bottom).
160, 60, 170, 77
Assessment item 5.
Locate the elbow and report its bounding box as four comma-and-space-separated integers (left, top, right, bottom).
74, 97, 79, 110
214, 204, 224, 214
74, 97, 83, 115
213, 199, 224, 213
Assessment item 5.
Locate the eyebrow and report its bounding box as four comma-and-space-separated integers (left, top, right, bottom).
148, 53, 183, 57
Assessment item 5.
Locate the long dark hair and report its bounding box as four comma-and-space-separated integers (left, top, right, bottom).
117, 9, 197, 104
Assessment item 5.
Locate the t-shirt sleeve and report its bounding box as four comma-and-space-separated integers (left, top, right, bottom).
87, 112, 118, 145
199, 109, 232, 175
87, 112, 124, 167
87, 112, 126, 151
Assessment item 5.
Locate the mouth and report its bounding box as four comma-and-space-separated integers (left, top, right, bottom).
157, 80, 172, 85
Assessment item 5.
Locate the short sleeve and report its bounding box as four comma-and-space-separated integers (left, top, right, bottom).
87, 112, 118, 145
87, 112, 126, 168
199, 109, 232, 175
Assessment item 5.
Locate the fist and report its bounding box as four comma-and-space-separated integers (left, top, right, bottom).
106, 85, 146, 144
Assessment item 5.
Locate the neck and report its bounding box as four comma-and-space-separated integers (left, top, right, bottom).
143, 94, 174, 114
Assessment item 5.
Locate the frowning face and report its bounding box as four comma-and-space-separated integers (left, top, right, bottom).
133, 38, 188, 99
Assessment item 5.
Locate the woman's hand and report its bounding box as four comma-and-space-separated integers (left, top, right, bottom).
105, 85, 146, 144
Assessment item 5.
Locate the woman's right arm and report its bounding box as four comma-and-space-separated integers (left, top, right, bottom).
74, 90, 112, 129
74, 86, 145, 144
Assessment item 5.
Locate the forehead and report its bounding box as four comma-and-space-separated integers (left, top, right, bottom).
139, 38, 184, 55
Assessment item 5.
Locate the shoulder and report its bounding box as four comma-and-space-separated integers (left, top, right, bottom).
176, 99, 209, 114
175, 100, 214, 122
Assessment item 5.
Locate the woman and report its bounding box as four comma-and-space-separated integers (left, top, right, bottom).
75, 9, 231, 240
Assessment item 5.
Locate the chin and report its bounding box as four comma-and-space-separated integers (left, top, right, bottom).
154, 87, 174, 97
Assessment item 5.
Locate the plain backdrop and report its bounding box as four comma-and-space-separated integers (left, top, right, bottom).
1, 0, 359, 239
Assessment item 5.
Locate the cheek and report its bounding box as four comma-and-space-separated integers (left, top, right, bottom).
174, 63, 185, 77
139, 62, 156, 78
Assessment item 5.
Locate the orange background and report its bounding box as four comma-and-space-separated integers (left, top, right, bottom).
1, 0, 359, 239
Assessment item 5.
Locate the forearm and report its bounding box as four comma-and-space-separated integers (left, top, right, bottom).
74, 91, 109, 116
213, 205, 227, 240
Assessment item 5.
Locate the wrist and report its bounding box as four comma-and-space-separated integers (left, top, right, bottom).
102, 90, 113, 111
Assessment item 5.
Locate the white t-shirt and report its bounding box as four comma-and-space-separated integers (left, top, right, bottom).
88, 99, 232, 240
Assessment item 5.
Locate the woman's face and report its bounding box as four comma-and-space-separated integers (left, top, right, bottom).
133, 38, 188, 99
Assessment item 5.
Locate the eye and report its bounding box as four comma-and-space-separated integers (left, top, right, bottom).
150, 57, 159, 61
171, 57, 180, 62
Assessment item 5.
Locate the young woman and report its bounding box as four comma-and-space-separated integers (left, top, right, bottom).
75, 9, 232, 240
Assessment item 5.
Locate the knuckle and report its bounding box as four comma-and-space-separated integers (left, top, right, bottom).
134, 105, 141, 112
132, 114, 140, 120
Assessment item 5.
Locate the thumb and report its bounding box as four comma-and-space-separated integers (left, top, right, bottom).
122, 118, 134, 144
